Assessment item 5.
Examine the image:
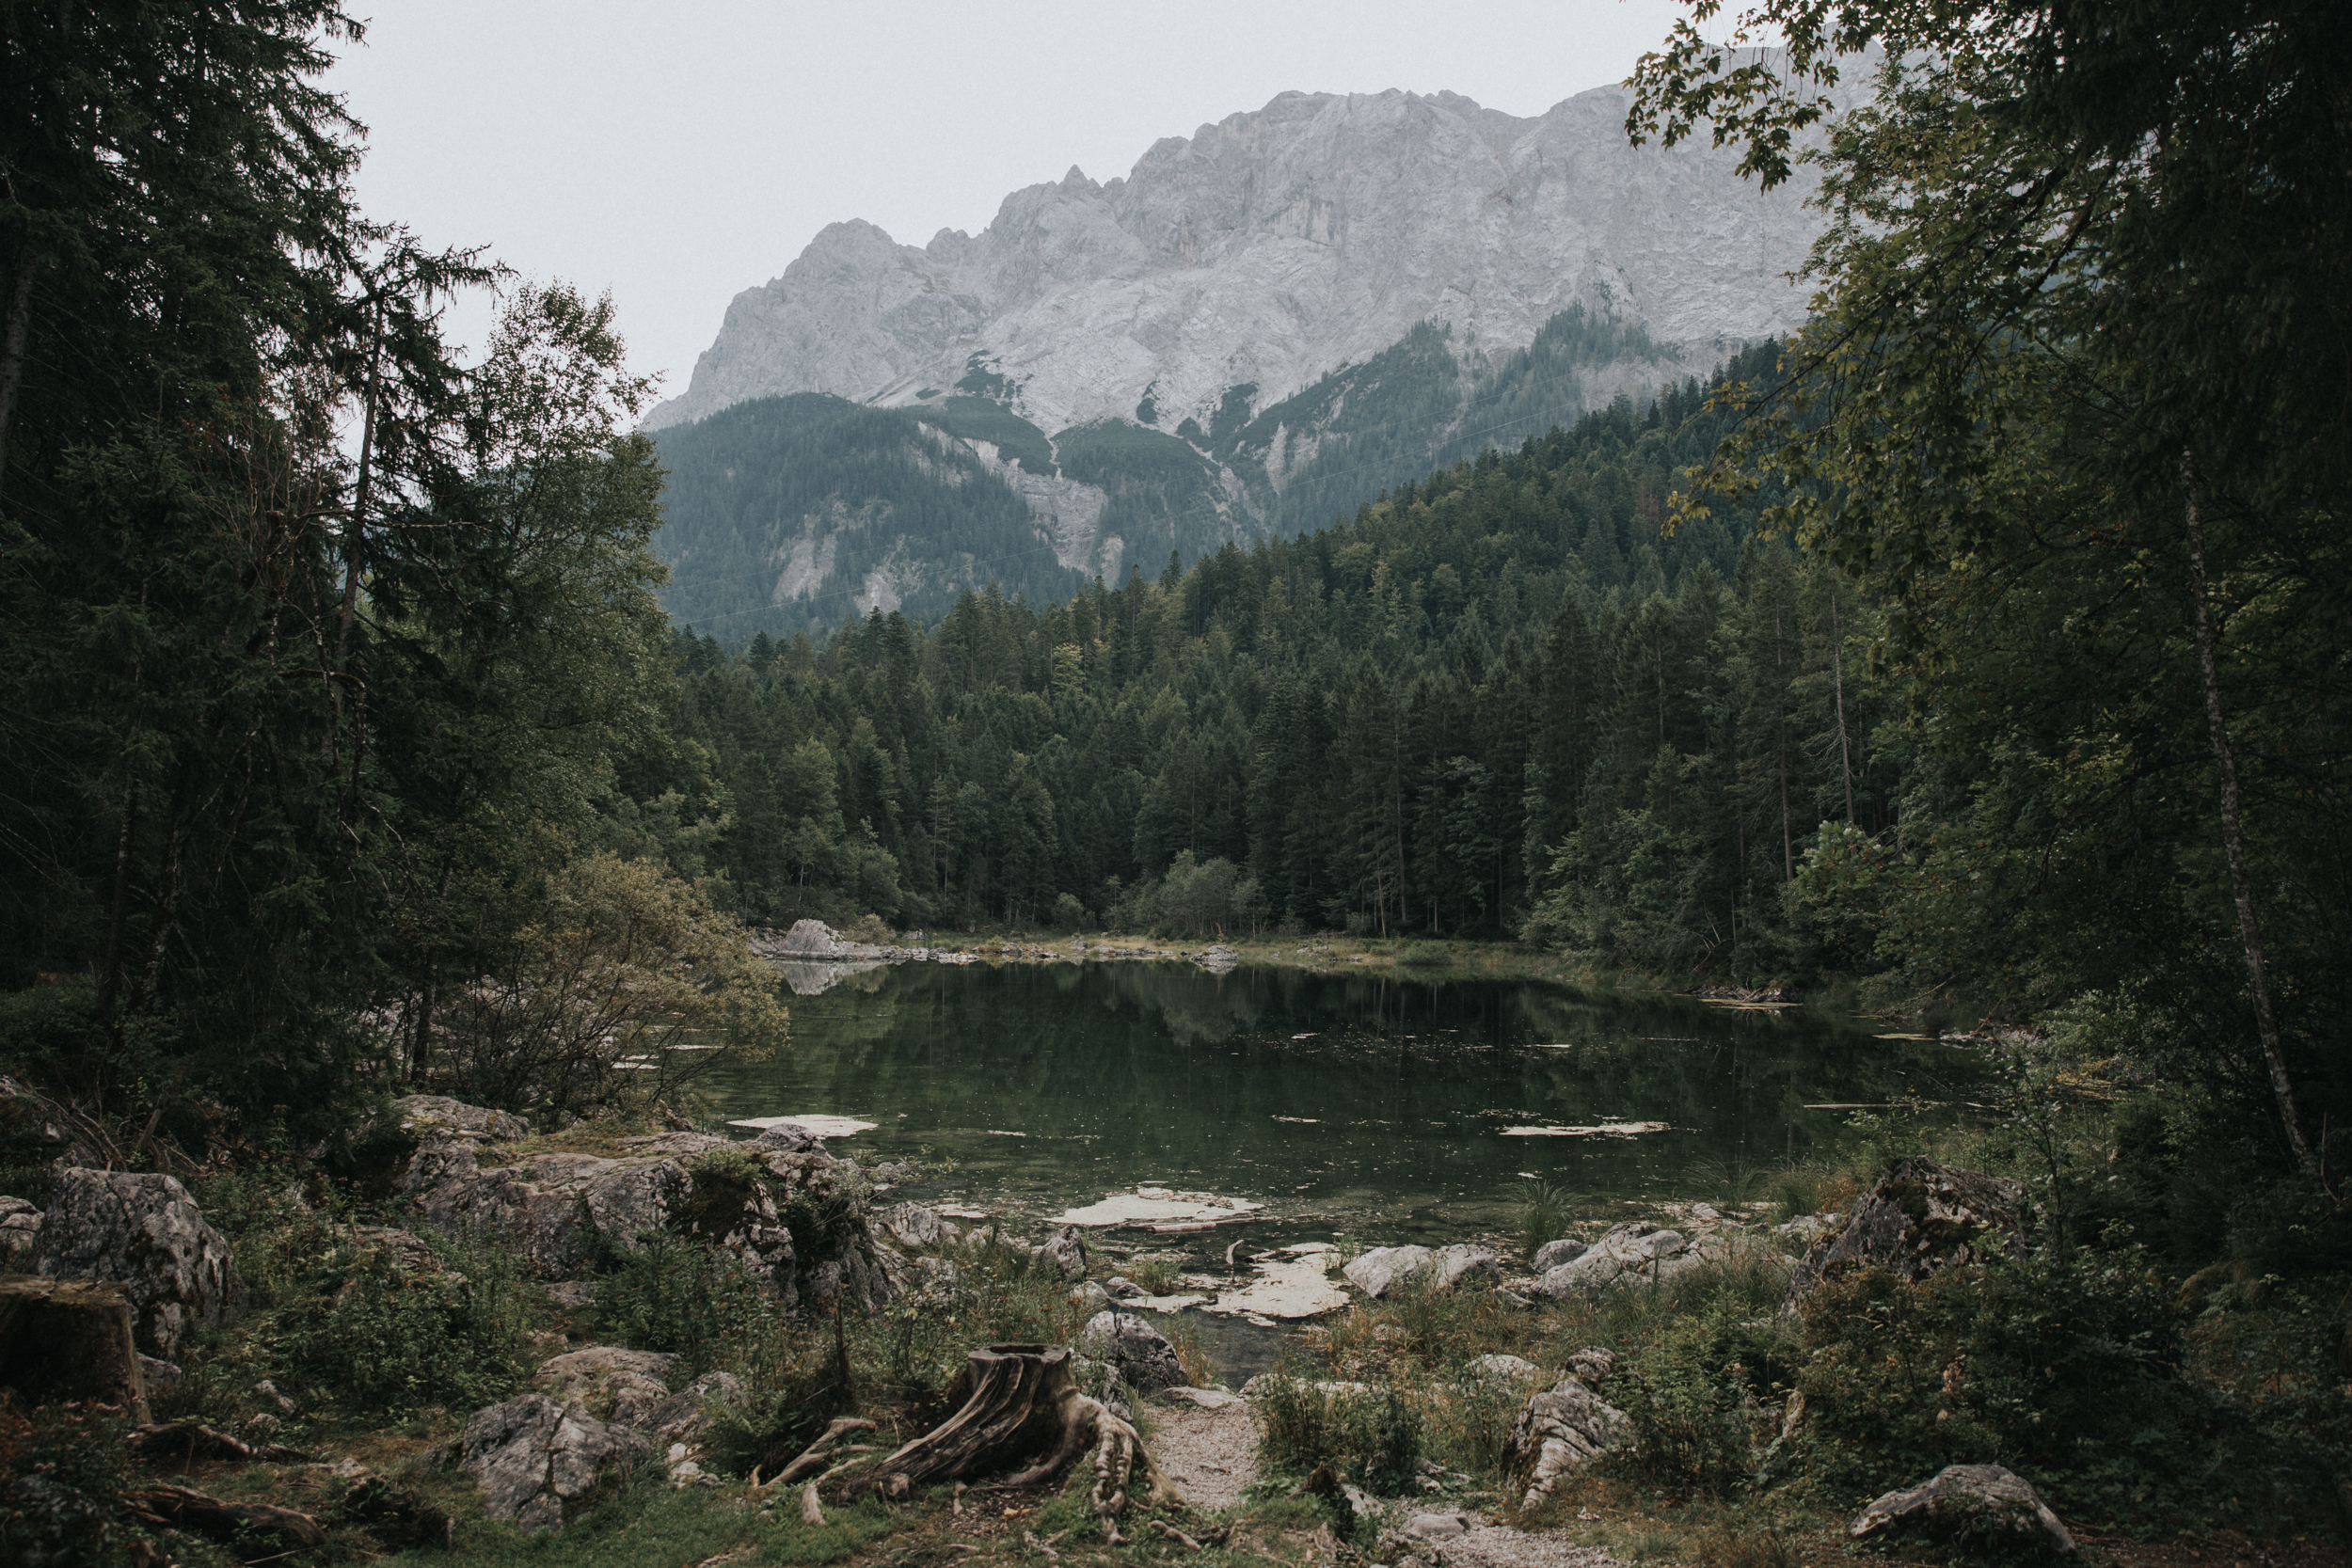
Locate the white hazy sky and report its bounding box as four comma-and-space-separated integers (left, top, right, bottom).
326, 0, 1692, 399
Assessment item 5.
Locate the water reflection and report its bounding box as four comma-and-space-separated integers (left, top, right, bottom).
698, 961, 1989, 1243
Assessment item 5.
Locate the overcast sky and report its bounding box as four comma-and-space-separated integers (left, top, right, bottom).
326, 0, 1692, 399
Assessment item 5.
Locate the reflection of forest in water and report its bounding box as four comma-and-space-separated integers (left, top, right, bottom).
699, 962, 1990, 1236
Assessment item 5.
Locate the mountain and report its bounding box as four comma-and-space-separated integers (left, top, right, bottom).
649, 65, 1826, 638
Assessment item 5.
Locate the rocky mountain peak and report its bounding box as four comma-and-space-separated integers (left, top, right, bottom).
644, 69, 1828, 437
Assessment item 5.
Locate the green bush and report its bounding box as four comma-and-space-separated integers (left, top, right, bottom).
1519, 1182, 1573, 1259
1253, 1370, 1422, 1492
271, 1227, 533, 1417
595, 1233, 783, 1371
1788, 1248, 2322, 1528
0, 1399, 152, 1568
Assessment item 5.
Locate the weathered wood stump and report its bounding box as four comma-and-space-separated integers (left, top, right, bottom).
812, 1343, 1173, 1540
0, 1275, 150, 1420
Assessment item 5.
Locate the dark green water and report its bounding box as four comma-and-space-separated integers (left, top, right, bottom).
700, 961, 1989, 1246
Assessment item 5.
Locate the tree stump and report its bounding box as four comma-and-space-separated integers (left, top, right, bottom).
0, 1275, 150, 1420
815, 1344, 1173, 1539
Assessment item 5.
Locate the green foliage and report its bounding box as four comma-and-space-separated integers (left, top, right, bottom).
1253, 1371, 1422, 1493
0, 1400, 148, 1568
649, 392, 1081, 637
1519, 1182, 1575, 1259
1787, 1252, 2327, 1527
267, 1227, 534, 1418
594, 1233, 785, 1372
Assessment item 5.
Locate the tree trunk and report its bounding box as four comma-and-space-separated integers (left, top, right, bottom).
814, 1344, 1168, 1534
0, 1278, 151, 1421
0, 243, 43, 493
1829, 585, 1855, 827
2182, 449, 2317, 1178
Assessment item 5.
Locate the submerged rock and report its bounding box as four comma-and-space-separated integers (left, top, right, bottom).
32, 1169, 242, 1359
458, 1394, 647, 1533
1851, 1464, 2074, 1557
1786, 1157, 2026, 1306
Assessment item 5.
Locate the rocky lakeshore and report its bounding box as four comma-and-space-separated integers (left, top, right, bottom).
0, 1083, 2201, 1567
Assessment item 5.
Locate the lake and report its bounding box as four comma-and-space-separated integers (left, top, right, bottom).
698, 958, 1990, 1249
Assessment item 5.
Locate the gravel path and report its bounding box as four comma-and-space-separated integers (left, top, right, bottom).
1146, 1390, 1259, 1513
1439, 1525, 1627, 1568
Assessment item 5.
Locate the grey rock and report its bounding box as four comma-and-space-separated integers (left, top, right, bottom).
32, 1169, 242, 1358
535, 1347, 677, 1428
1529, 1222, 1701, 1299
1529, 1238, 1585, 1272
1508, 1373, 1629, 1508
1851, 1465, 2074, 1558
1461, 1354, 1542, 1386
1069, 1279, 1113, 1311
873, 1201, 961, 1252
1786, 1157, 2026, 1307
647, 75, 1834, 450
1104, 1275, 1146, 1300
136, 1354, 184, 1389
1565, 1347, 1616, 1386
1405, 1513, 1471, 1540
396, 1094, 530, 1143
459, 1393, 648, 1532
1038, 1224, 1089, 1281
1079, 1309, 1187, 1394
1431, 1243, 1500, 1291
1343, 1244, 1433, 1300
0, 1195, 39, 1267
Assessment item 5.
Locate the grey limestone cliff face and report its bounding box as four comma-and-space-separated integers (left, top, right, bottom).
645, 65, 1830, 439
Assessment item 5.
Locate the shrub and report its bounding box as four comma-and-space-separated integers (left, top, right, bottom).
1789, 1247, 2320, 1527
0, 1399, 150, 1568
271, 1227, 533, 1417
594, 1233, 783, 1372
1253, 1370, 1422, 1492
1520, 1182, 1573, 1259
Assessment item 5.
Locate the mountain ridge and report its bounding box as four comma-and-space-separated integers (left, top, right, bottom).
645, 64, 1821, 437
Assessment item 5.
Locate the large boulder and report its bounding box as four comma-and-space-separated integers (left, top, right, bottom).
532, 1347, 739, 1442
32, 1169, 241, 1358
396, 1097, 892, 1311
1508, 1362, 1629, 1509
1528, 1222, 1694, 1299
459, 1394, 648, 1532
874, 1202, 962, 1252
1851, 1465, 2074, 1558
1079, 1310, 1187, 1394
1343, 1244, 1433, 1300
1786, 1157, 2026, 1306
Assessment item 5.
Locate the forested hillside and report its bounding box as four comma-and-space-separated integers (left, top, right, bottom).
632, 349, 1873, 966
649, 306, 1678, 638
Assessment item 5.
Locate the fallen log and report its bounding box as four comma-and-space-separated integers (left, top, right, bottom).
121, 1483, 326, 1551
823, 1343, 1174, 1537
